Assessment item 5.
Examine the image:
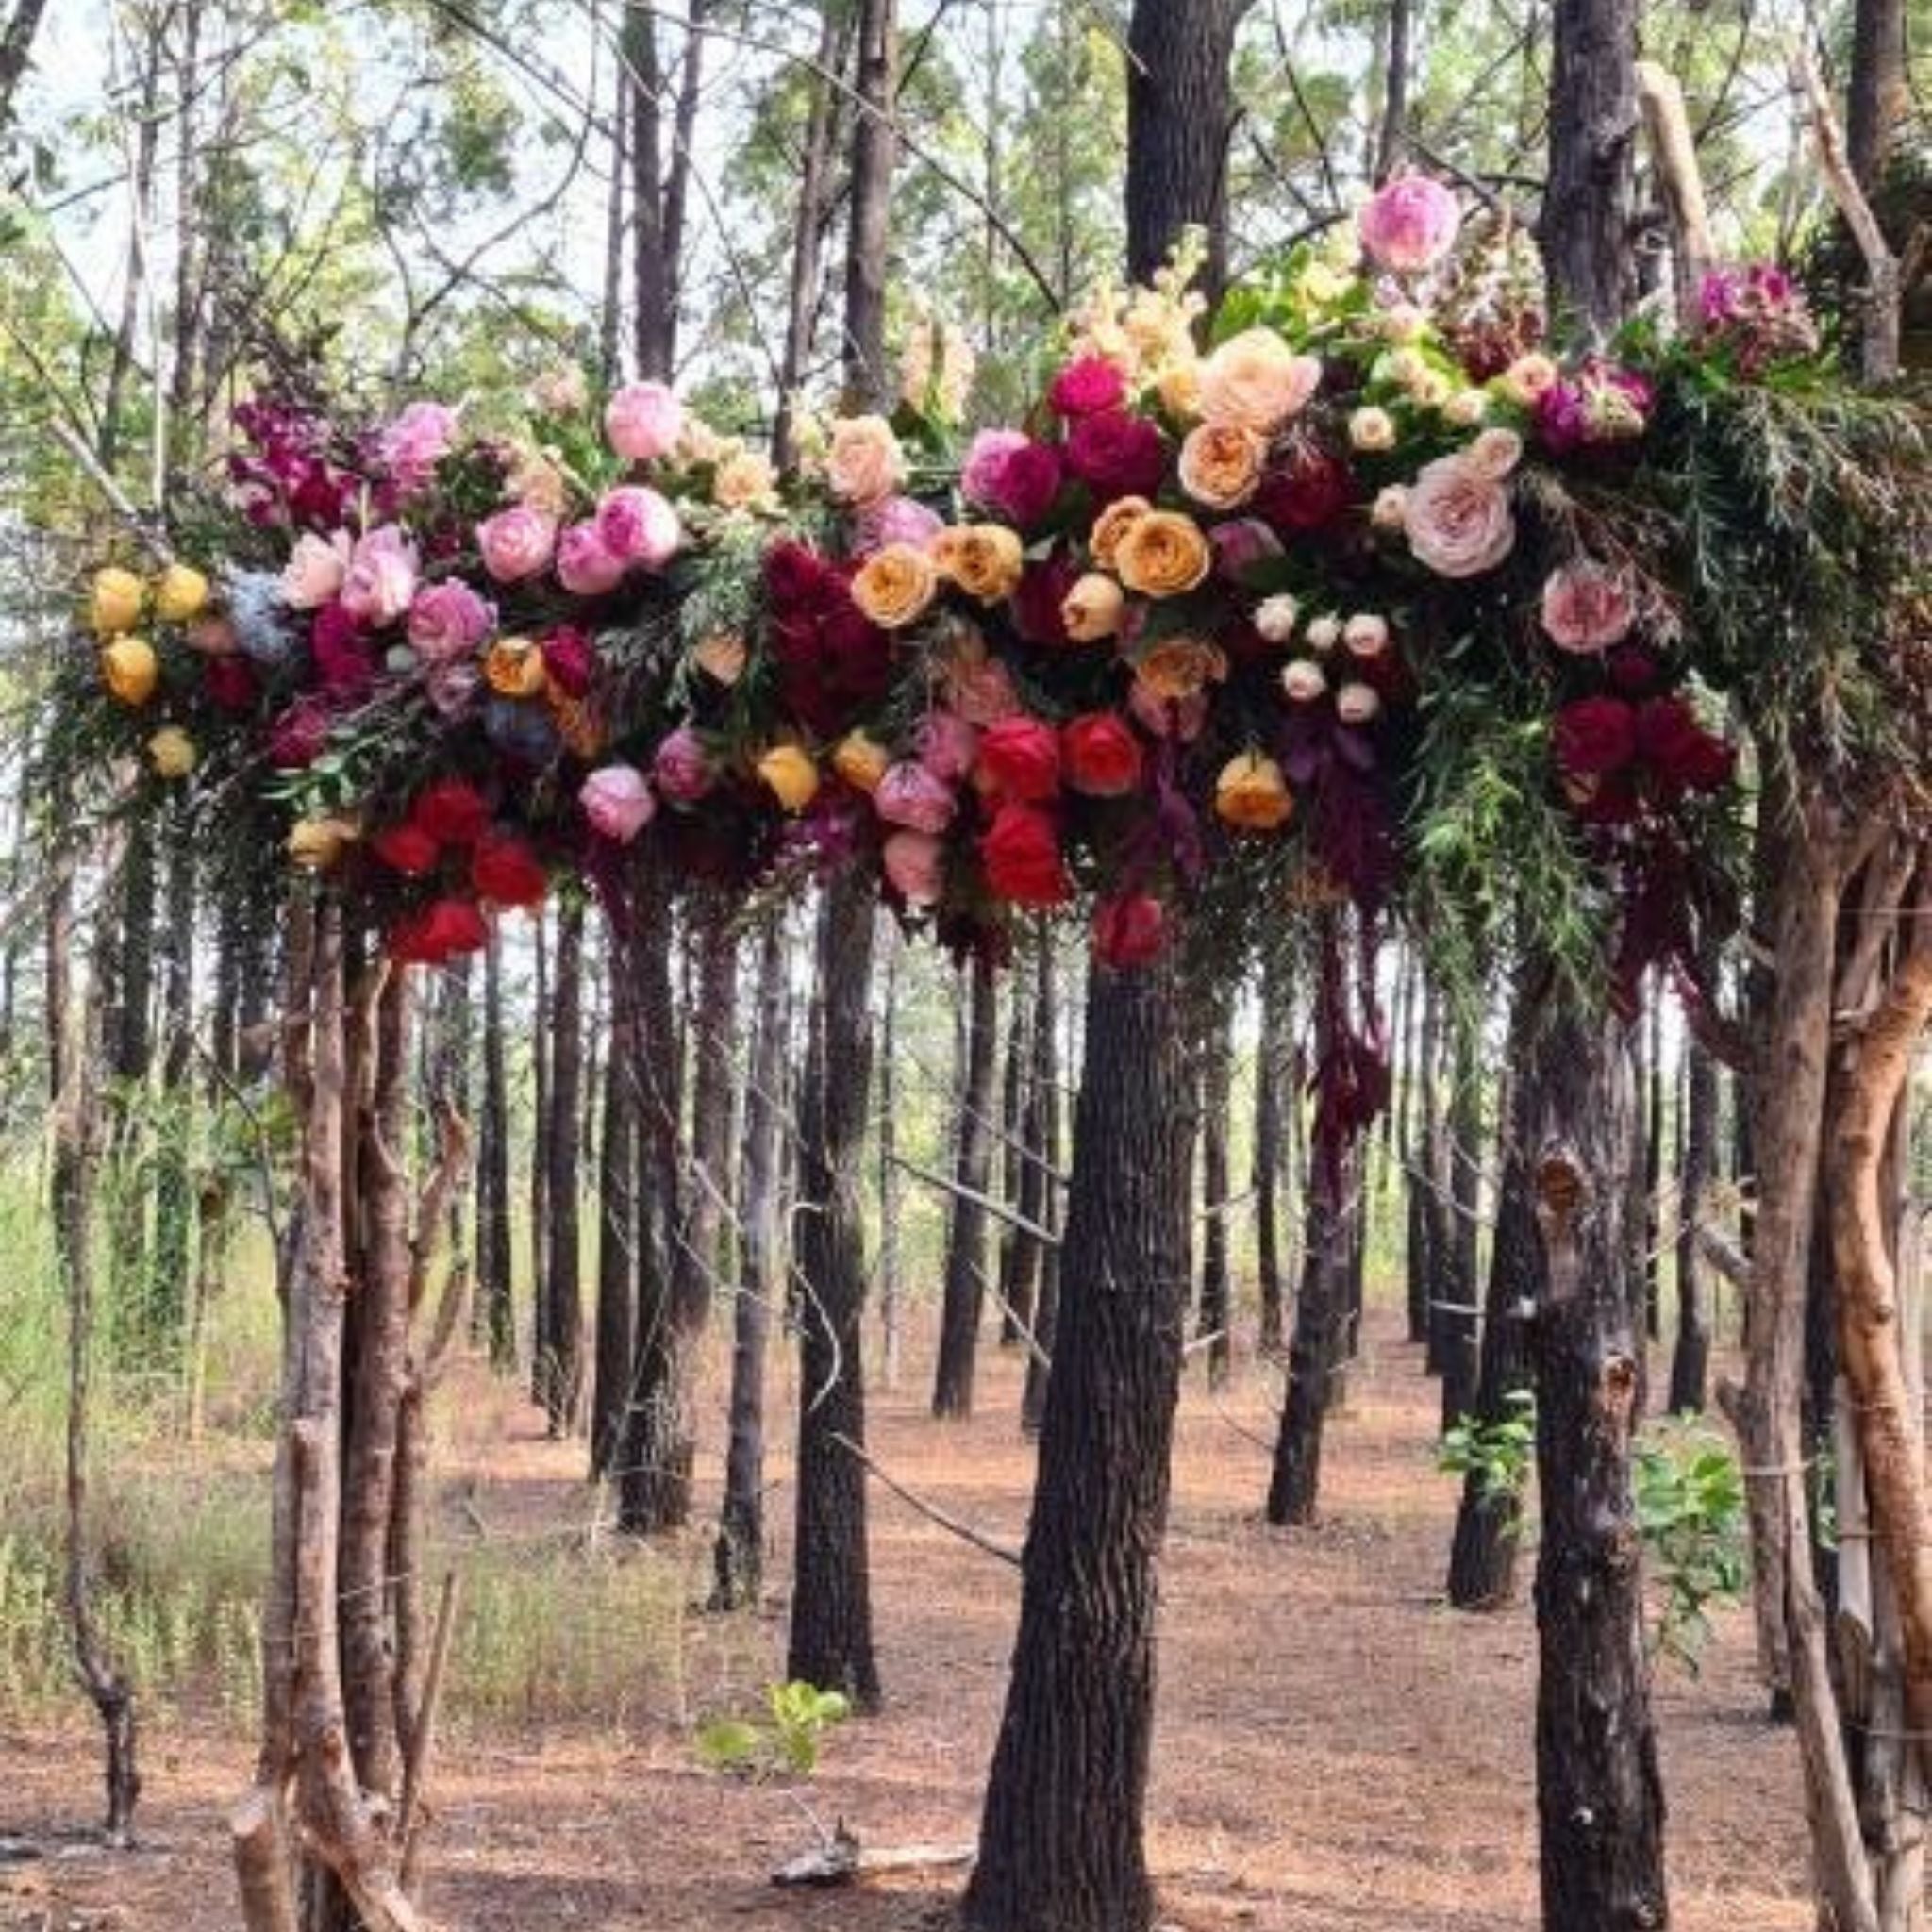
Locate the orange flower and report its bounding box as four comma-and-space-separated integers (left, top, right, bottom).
1089, 494, 1152, 573
852, 541, 940, 628
832, 729, 891, 792
933, 524, 1024, 603
101, 635, 158, 706
1134, 636, 1227, 702
548, 690, 606, 758
485, 636, 548, 698
1114, 510, 1211, 598
1214, 752, 1294, 831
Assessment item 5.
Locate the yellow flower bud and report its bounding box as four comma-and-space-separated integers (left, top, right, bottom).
152, 563, 210, 624
831, 730, 891, 793
148, 726, 197, 779
757, 743, 821, 813
101, 635, 158, 707
288, 817, 356, 871
89, 567, 144, 638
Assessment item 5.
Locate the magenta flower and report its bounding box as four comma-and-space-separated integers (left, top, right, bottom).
596, 486, 681, 569
1357, 173, 1461, 275
581, 765, 656, 842
557, 521, 627, 595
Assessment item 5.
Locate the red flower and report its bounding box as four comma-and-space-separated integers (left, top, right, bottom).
1092, 892, 1167, 968
309, 600, 376, 694
1636, 696, 1735, 793
1063, 409, 1168, 503
1553, 696, 1637, 778
1048, 356, 1127, 418
389, 897, 489, 965
1252, 443, 1355, 534
975, 716, 1061, 803
269, 696, 332, 769
472, 829, 548, 908
541, 625, 597, 698
204, 657, 258, 713
373, 822, 441, 876
763, 537, 829, 611
1061, 712, 1145, 796
1606, 646, 1661, 695
980, 802, 1071, 907
979, 441, 1063, 529
412, 777, 491, 846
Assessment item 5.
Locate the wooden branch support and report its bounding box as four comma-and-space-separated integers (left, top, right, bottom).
1636, 61, 1714, 329
398, 1571, 460, 1894
886, 1153, 1060, 1247
831, 1431, 1021, 1568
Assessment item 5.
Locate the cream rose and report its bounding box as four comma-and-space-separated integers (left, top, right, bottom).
824, 414, 907, 507
1196, 327, 1322, 433
1404, 453, 1516, 579
1062, 574, 1125, 642
1177, 423, 1265, 509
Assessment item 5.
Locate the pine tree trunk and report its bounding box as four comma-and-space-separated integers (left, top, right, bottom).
1255, 951, 1290, 1357
529, 913, 553, 1408
592, 958, 636, 1481
1438, 1017, 1482, 1432
935, 950, 999, 1418
1667, 1031, 1716, 1414
964, 955, 1191, 1932
1196, 996, 1234, 1388
1267, 1138, 1353, 1526
542, 903, 586, 1435
787, 876, 880, 1708
994, 969, 1035, 1347
876, 931, 904, 1390
477, 929, 515, 1370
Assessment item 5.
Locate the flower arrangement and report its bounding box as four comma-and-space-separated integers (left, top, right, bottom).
51, 175, 1930, 1049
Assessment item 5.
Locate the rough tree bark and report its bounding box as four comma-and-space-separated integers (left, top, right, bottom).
876, 929, 905, 1390
477, 926, 515, 1369
934, 949, 999, 1418
0, 0, 52, 134
541, 901, 586, 1436
1668, 1025, 1716, 1414
994, 962, 1037, 1348
1020, 932, 1064, 1439
1254, 950, 1290, 1357
1437, 1015, 1482, 1432
1196, 994, 1234, 1389
591, 956, 635, 1480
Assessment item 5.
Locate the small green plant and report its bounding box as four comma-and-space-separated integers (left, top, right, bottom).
1439, 1388, 1538, 1515
697, 1680, 851, 1779
1635, 1422, 1749, 1673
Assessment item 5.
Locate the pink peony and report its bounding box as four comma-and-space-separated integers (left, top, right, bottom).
408, 580, 494, 664
581, 765, 656, 842
883, 828, 945, 907
477, 505, 558, 583
960, 429, 1028, 505
338, 525, 419, 627
605, 381, 684, 461
380, 400, 459, 493
557, 521, 627, 595
1048, 356, 1127, 417
653, 726, 714, 803
595, 486, 681, 570
282, 530, 351, 609
917, 710, 979, 782
1403, 453, 1515, 578
1357, 173, 1461, 275
1541, 560, 1635, 654
875, 760, 958, 835
853, 493, 944, 556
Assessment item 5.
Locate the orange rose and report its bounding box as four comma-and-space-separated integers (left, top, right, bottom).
1089, 495, 1152, 573
1114, 510, 1211, 598
1177, 423, 1264, 509
852, 542, 939, 629
485, 637, 549, 698
1215, 752, 1294, 831
934, 524, 1024, 603
832, 729, 891, 792
1134, 636, 1227, 702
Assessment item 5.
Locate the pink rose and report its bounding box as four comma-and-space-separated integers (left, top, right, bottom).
281, 530, 351, 610
1540, 560, 1635, 654
960, 429, 1028, 506
653, 726, 714, 803
596, 486, 681, 570
408, 580, 494, 664
853, 493, 944, 556
1048, 356, 1127, 417
477, 506, 558, 583
1358, 173, 1461, 275
339, 525, 419, 627
960, 429, 1061, 529
557, 521, 627, 595
581, 764, 656, 842
883, 829, 945, 907
945, 655, 1021, 727
605, 381, 684, 462
875, 760, 958, 834
380, 400, 458, 493
917, 710, 979, 781
1404, 453, 1515, 578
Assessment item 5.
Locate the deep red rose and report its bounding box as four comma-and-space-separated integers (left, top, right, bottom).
774, 579, 895, 739
1606, 646, 1661, 695
1048, 356, 1127, 418
1554, 696, 1638, 778
975, 716, 1061, 803
411, 777, 491, 847
1011, 550, 1079, 646
980, 440, 1063, 529
980, 802, 1071, 907
309, 600, 376, 694
541, 625, 596, 698
1061, 711, 1145, 796
390, 896, 489, 965
1252, 443, 1356, 534
1636, 696, 1735, 793
763, 537, 829, 611
1063, 409, 1168, 503
471, 829, 548, 908
373, 822, 441, 876
269, 695, 332, 769
1092, 892, 1167, 968
204, 656, 258, 713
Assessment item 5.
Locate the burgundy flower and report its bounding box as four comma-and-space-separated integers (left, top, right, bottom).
1636, 697, 1735, 793
1092, 892, 1168, 968
980, 802, 1071, 906
389, 897, 489, 965
1554, 696, 1638, 778
541, 625, 597, 698
1252, 443, 1355, 534
309, 601, 377, 695
1011, 550, 1080, 646
472, 829, 548, 908
1063, 409, 1168, 503
976, 440, 1063, 529
1062, 712, 1145, 797
764, 538, 829, 611
204, 657, 258, 713
269, 696, 332, 768
373, 822, 441, 876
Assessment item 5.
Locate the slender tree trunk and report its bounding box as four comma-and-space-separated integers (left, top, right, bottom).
1541, 0, 1639, 341
1375, 0, 1413, 180
1197, 995, 1234, 1388
0, 0, 51, 135
543, 903, 586, 1435
1268, 1139, 1353, 1525
995, 969, 1035, 1347
1255, 951, 1290, 1357
477, 929, 515, 1369
1438, 1015, 1482, 1432
529, 914, 553, 1407
1668, 1029, 1716, 1414
592, 955, 636, 1479
935, 950, 999, 1418
1848, 0, 1907, 190
964, 956, 1192, 1932
876, 929, 904, 1390
1407, 980, 1441, 1353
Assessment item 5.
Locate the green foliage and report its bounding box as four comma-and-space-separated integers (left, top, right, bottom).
1439, 1389, 1537, 1514
1634, 1422, 1750, 1673
696, 1680, 852, 1780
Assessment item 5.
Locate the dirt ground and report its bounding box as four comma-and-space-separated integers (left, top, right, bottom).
0, 1313, 1814, 1931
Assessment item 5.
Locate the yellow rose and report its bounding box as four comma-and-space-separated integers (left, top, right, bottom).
713, 449, 778, 512
934, 524, 1023, 604
89, 567, 144, 638
1196, 327, 1322, 433
1215, 752, 1294, 831
1134, 636, 1227, 702
1177, 423, 1264, 509
152, 563, 209, 623
484, 637, 548, 698
1061, 573, 1124, 642
693, 632, 749, 685
288, 817, 357, 871
101, 635, 158, 707
824, 414, 906, 507
757, 743, 821, 813
852, 541, 939, 629
1089, 495, 1152, 573
1115, 510, 1211, 599
832, 730, 891, 793
148, 725, 197, 779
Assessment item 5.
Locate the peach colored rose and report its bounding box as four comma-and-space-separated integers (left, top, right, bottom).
1404, 453, 1515, 579
1115, 510, 1212, 598
852, 541, 940, 629
824, 414, 907, 507
1196, 328, 1322, 433
1061, 573, 1124, 642
1089, 495, 1152, 573
932, 525, 1024, 603
1214, 752, 1294, 830
1134, 636, 1227, 702
713, 449, 779, 511
1177, 423, 1265, 509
